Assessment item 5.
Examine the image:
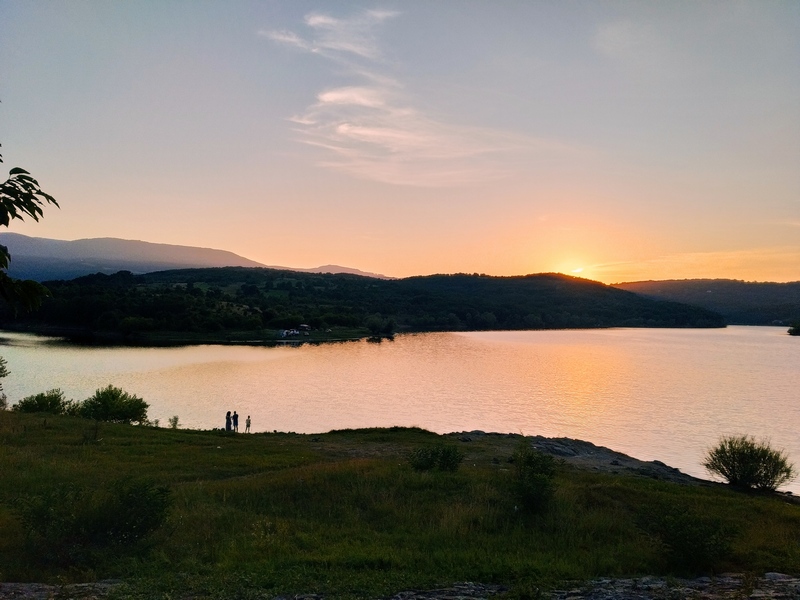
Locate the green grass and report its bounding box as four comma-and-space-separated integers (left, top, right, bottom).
1, 412, 798, 599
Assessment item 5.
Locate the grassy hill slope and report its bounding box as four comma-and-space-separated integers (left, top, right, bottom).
1, 412, 798, 597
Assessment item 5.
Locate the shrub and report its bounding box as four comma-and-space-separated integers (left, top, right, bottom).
78, 385, 149, 424
168, 415, 179, 429
12, 389, 72, 414
15, 481, 171, 567
511, 442, 556, 512
703, 435, 796, 491
408, 444, 464, 472
641, 504, 735, 574
408, 447, 437, 471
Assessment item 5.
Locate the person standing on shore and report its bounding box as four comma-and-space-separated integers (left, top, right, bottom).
245, 415, 251, 433
225, 411, 231, 432
232, 411, 239, 432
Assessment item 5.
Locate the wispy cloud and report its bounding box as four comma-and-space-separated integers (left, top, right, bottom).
593, 20, 650, 58
262, 8, 572, 187
259, 9, 397, 60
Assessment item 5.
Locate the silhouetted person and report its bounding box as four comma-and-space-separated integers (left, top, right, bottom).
232, 411, 239, 432
245, 415, 251, 433
225, 410, 231, 432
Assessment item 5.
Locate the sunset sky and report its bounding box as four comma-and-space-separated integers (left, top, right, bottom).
1, 1, 798, 283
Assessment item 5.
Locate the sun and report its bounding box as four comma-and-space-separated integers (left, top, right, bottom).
571, 268, 584, 274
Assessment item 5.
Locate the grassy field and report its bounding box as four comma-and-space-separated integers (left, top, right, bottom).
1, 411, 798, 599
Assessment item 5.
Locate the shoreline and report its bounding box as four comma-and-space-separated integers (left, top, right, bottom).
447, 430, 706, 486
0, 321, 749, 349
444, 430, 799, 500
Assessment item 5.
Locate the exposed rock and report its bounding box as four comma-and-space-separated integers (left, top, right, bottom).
2, 575, 798, 600
386, 582, 506, 599
547, 573, 800, 599
0, 581, 119, 599
525, 436, 706, 485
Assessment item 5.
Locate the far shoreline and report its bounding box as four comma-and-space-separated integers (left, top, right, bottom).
0, 322, 753, 349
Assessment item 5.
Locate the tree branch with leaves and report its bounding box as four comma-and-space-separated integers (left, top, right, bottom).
0, 143, 59, 311
0, 140, 60, 408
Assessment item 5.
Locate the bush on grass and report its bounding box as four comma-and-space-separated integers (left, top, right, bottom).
408, 444, 464, 472
12, 388, 73, 414
641, 504, 735, 574
78, 385, 149, 424
511, 441, 556, 513
15, 481, 171, 568
703, 435, 796, 491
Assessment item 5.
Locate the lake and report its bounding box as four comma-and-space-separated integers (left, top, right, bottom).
1, 326, 798, 492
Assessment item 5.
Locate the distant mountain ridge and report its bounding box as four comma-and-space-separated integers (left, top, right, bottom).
614, 279, 800, 325
0, 233, 388, 281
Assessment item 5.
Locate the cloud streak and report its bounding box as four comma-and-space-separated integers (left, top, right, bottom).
262, 8, 569, 187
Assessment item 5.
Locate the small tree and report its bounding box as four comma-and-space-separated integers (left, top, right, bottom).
13, 389, 71, 414
78, 385, 149, 424
0, 141, 58, 410
512, 441, 557, 512
408, 444, 464, 472
703, 435, 796, 491
0, 143, 59, 311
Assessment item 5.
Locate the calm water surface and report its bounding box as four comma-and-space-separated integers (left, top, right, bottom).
2, 327, 798, 491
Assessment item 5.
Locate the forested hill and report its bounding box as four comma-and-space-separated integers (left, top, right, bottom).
614, 279, 800, 325
0, 268, 725, 344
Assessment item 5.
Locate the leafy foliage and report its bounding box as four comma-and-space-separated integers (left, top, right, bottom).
408, 444, 464, 472
511, 441, 557, 513
7, 384, 150, 424
78, 385, 149, 424
789, 321, 799, 336
12, 388, 72, 414
0, 145, 59, 312
703, 435, 796, 491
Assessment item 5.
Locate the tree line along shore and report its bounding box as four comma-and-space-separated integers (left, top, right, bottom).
0, 268, 727, 346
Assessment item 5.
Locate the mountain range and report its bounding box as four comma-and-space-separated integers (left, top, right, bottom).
0, 233, 388, 281
1, 233, 797, 326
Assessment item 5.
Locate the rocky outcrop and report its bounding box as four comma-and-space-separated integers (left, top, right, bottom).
526, 436, 705, 485
548, 573, 800, 599
2, 574, 799, 599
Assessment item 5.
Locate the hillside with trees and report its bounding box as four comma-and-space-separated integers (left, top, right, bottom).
614, 279, 800, 326
0, 268, 724, 344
